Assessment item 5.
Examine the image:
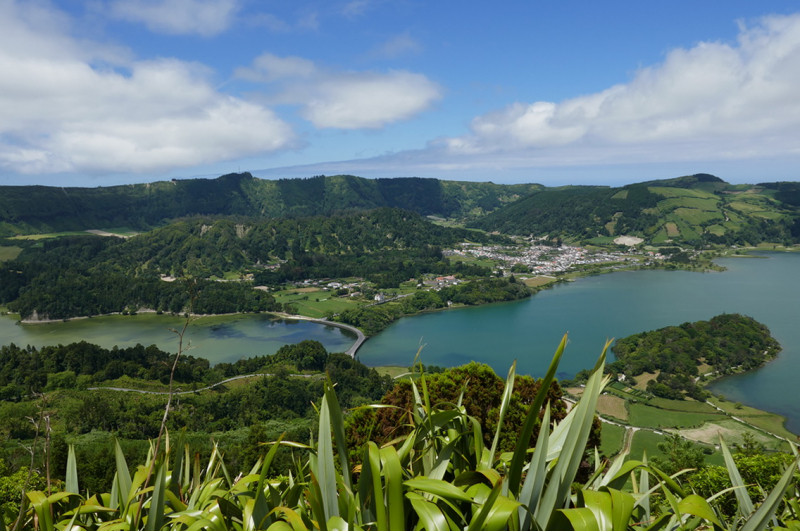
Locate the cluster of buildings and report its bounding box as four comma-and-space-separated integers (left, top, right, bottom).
445, 244, 638, 275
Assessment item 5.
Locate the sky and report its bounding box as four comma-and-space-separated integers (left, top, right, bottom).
1, 0, 800, 188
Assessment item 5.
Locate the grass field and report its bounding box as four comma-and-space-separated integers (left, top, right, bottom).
647, 397, 718, 414
11, 231, 89, 240
447, 254, 499, 269
628, 403, 724, 429
659, 197, 720, 212
628, 430, 723, 466
272, 289, 362, 318
0, 245, 22, 262
751, 211, 784, 220
677, 418, 788, 451
597, 395, 628, 420
522, 276, 556, 288
374, 366, 412, 379
632, 371, 659, 391
674, 208, 723, 225
600, 423, 626, 457
664, 222, 680, 237
708, 397, 797, 440
649, 187, 717, 200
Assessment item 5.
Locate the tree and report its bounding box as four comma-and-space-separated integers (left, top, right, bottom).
650, 432, 705, 475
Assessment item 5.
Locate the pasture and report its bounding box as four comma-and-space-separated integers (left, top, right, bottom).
0, 245, 22, 262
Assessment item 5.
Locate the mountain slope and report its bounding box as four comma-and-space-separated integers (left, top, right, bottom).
470, 174, 800, 246
0, 173, 541, 236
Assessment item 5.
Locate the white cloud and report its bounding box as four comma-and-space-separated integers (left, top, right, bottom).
235, 53, 317, 83
237, 53, 442, 129
441, 13, 800, 166
342, 0, 372, 19
0, 0, 295, 175
108, 0, 240, 36
371, 32, 422, 59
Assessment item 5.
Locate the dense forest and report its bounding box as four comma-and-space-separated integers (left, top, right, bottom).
333, 277, 532, 335
0, 173, 541, 236
609, 314, 780, 400
0, 339, 393, 491
0, 208, 501, 319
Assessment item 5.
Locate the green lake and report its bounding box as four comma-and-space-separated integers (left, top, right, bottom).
0, 313, 357, 365
356, 252, 800, 433
1, 252, 798, 431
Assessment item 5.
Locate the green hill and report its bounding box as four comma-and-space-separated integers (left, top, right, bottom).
0, 173, 540, 236
469, 174, 800, 246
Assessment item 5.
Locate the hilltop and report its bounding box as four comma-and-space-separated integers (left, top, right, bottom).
1, 172, 798, 247
0, 173, 539, 237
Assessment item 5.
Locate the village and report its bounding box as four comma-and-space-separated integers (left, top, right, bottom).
444, 242, 653, 275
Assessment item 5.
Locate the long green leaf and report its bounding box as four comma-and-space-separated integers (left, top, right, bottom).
467, 481, 504, 531
720, 436, 755, 518
364, 442, 385, 531
114, 439, 132, 508
324, 377, 352, 492
407, 493, 454, 531
740, 457, 800, 531
318, 392, 339, 521
405, 478, 473, 503
508, 334, 566, 496
483, 361, 516, 470
518, 403, 551, 531
66, 444, 79, 494
535, 343, 609, 529
677, 494, 723, 528
381, 446, 406, 531
145, 464, 167, 531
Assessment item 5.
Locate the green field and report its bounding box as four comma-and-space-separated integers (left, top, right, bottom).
0, 245, 22, 262
600, 423, 626, 457
649, 187, 717, 199
647, 398, 719, 413
629, 429, 723, 466
447, 254, 499, 269
586, 236, 616, 245
658, 197, 720, 212
674, 208, 723, 225
11, 231, 89, 240
705, 224, 726, 236
374, 366, 413, 379
628, 403, 724, 429
272, 289, 363, 318
708, 397, 797, 440
751, 211, 784, 220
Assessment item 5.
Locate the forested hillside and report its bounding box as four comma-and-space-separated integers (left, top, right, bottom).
0, 208, 499, 319
0, 173, 540, 236
470, 174, 800, 246
610, 313, 780, 400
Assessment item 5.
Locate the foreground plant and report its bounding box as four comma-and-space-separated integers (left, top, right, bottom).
13, 334, 800, 531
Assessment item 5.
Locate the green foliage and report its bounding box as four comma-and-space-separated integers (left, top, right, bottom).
650, 432, 707, 475
0, 173, 542, 237
612, 314, 780, 399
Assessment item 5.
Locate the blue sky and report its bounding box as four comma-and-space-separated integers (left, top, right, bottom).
1, 0, 799, 187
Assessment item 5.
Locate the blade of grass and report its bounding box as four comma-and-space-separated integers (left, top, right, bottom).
508, 334, 566, 496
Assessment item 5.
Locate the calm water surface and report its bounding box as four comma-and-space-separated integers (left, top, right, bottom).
0, 313, 357, 365
357, 253, 800, 432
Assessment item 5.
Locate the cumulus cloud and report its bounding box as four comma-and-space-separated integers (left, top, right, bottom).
441, 13, 800, 166
237, 53, 442, 129
108, 0, 239, 37
0, 0, 295, 175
